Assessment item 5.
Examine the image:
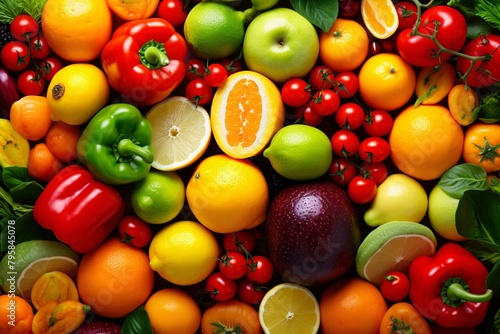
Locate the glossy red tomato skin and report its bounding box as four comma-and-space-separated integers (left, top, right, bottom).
10, 14, 39, 41
205, 272, 237, 302
246, 255, 274, 285
237, 279, 265, 305
185, 78, 214, 106
117, 215, 153, 248
1, 41, 31, 71
363, 109, 393, 137
29, 36, 51, 60
309, 65, 335, 91
334, 71, 359, 99
219, 251, 248, 280
456, 34, 500, 87
38, 57, 63, 81
360, 161, 388, 185
358, 137, 391, 163
185, 58, 205, 81
204, 63, 228, 87
395, 1, 418, 31
311, 89, 340, 117
335, 102, 365, 130
17, 70, 45, 96
281, 78, 311, 107
157, 0, 188, 27
328, 158, 358, 187
331, 130, 360, 157
347, 175, 377, 204
380, 271, 410, 302
222, 230, 256, 254
296, 103, 324, 127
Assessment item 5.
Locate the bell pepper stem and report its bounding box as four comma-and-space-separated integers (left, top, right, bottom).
117, 138, 154, 164
144, 46, 169, 67
139, 40, 170, 70
446, 282, 493, 303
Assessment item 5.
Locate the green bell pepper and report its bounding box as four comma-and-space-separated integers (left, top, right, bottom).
77, 103, 154, 185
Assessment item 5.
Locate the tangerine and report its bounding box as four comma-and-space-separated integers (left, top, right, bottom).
10, 95, 52, 142
0, 294, 34, 334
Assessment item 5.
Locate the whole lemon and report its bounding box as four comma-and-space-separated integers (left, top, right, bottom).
149, 221, 219, 286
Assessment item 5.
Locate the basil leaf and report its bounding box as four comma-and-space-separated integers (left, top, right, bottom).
122, 306, 153, 334
2, 166, 43, 204
487, 260, 500, 292
438, 163, 489, 198
290, 0, 338, 33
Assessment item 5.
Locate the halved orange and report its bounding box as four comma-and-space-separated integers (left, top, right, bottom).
361, 0, 399, 39
210, 70, 285, 159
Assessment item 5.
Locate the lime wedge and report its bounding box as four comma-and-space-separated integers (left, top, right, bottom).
355, 221, 437, 286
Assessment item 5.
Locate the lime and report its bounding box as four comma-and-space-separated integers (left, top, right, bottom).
149, 220, 219, 286
130, 170, 185, 224
428, 184, 466, 242
259, 283, 320, 334
263, 124, 333, 181
363, 173, 428, 227
355, 221, 437, 285
0, 240, 80, 302
183, 1, 246, 59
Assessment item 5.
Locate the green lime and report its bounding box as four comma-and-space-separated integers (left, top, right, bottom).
0, 240, 80, 302
263, 124, 333, 181
355, 221, 437, 285
130, 170, 185, 224
183, 2, 246, 59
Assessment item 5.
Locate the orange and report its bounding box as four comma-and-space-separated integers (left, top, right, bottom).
186, 154, 269, 234
27, 143, 65, 183
319, 18, 369, 72
358, 53, 416, 110
106, 0, 159, 21
389, 104, 464, 180
320, 276, 387, 334
210, 70, 285, 159
361, 0, 399, 39
44, 121, 82, 164
42, 0, 112, 62
144, 288, 201, 334
10, 95, 52, 141
0, 294, 34, 334
76, 237, 155, 319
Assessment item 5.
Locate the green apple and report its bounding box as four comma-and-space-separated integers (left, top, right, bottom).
428, 184, 467, 242
242, 7, 319, 83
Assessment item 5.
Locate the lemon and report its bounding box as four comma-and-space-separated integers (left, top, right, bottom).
184, 1, 247, 59
146, 96, 212, 171
259, 283, 320, 334
130, 170, 185, 224
355, 221, 437, 285
149, 220, 219, 286
428, 184, 466, 242
363, 173, 428, 227
263, 124, 333, 181
47, 63, 110, 125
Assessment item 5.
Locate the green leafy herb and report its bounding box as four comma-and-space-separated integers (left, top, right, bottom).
122, 306, 153, 334
438, 163, 489, 199
290, 0, 338, 33
447, 0, 500, 30
474, 85, 500, 124
0, 0, 47, 23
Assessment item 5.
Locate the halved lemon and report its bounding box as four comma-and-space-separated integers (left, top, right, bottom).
146, 96, 212, 171
259, 283, 320, 334
361, 0, 399, 39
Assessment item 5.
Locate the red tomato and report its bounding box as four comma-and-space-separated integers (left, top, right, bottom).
237, 279, 265, 305
185, 78, 214, 106
222, 230, 256, 254
17, 70, 45, 96
363, 109, 393, 137
360, 161, 388, 185
311, 89, 340, 116
380, 271, 410, 302
157, 0, 188, 27
246, 255, 274, 284
335, 102, 365, 130
117, 215, 153, 248
338, 0, 360, 18
328, 157, 358, 187
358, 137, 390, 163
347, 175, 377, 204
205, 272, 237, 302
296, 103, 323, 127
333, 71, 359, 99
38, 57, 63, 81
219, 57, 243, 75
457, 34, 500, 88
1, 41, 31, 71
10, 14, 39, 42
309, 65, 335, 91
281, 78, 311, 107
204, 63, 228, 87
219, 252, 248, 280
185, 58, 205, 81
395, 1, 418, 31
29, 36, 51, 60
331, 129, 359, 157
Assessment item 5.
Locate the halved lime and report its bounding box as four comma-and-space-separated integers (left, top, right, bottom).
355, 221, 437, 286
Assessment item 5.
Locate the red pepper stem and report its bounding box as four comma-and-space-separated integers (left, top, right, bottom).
443, 277, 493, 308
117, 138, 154, 164
139, 40, 170, 70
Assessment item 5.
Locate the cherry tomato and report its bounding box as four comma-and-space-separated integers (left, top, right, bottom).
359, 161, 388, 185
338, 0, 361, 18
219, 251, 248, 280
205, 272, 237, 302
334, 102, 365, 130
219, 57, 243, 75
185, 58, 205, 80
347, 175, 377, 204
17, 70, 45, 96
296, 103, 323, 127
358, 137, 390, 163
38, 57, 63, 81
237, 279, 265, 305
331, 129, 359, 157
10, 14, 39, 42
222, 230, 256, 254
246, 255, 274, 284
117, 215, 153, 248
1, 41, 31, 71
363, 109, 393, 137
204, 63, 228, 87
380, 271, 410, 302
185, 78, 214, 106
311, 89, 340, 116
328, 157, 358, 187
333, 71, 359, 99
157, 0, 188, 27
309, 65, 335, 91
395, 2, 418, 31
281, 78, 311, 107
29, 36, 51, 60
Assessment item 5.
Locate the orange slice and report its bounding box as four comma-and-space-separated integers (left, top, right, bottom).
361, 0, 399, 39
210, 70, 285, 159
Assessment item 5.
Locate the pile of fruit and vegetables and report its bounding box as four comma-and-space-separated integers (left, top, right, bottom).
1, 0, 500, 332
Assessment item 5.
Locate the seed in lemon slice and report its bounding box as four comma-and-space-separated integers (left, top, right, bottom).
211, 70, 285, 159
355, 221, 437, 286
146, 96, 211, 171
259, 283, 320, 334
361, 0, 399, 39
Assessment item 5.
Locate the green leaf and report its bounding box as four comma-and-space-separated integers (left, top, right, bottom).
2, 167, 44, 205
122, 306, 153, 334
438, 163, 489, 198
476, 0, 500, 30
290, 0, 338, 33
486, 260, 500, 292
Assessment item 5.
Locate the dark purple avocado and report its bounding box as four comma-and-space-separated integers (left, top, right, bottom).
265, 181, 361, 287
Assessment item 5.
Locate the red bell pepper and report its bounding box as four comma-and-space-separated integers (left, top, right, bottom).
101, 18, 186, 107
409, 242, 493, 328
33, 165, 126, 254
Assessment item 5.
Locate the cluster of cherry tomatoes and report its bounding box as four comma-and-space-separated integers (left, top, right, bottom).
0, 14, 62, 96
